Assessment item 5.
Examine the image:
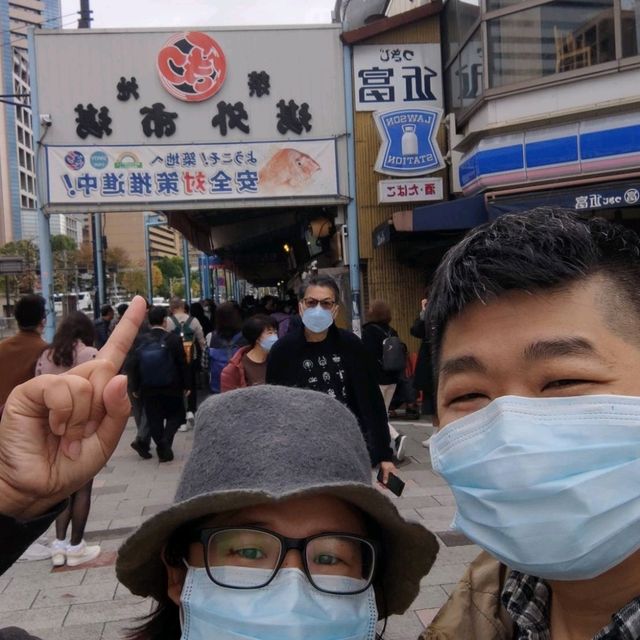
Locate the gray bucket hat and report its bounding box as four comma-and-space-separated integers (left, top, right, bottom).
117, 385, 438, 615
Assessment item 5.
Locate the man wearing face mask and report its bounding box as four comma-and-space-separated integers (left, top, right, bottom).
421, 207, 640, 640
266, 275, 397, 482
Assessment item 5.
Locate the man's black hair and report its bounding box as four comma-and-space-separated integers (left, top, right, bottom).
298, 274, 340, 302
116, 303, 129, 317
148, 305, 168, 326
426, 207, 640, 387
14, 294, 46, 330
101, 304, 114, 318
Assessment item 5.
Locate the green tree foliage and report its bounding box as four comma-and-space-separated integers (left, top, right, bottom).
0, 240, 39, 294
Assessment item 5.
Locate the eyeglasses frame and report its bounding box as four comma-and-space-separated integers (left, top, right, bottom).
301, 297, 337, 310
189, 525, 378, 595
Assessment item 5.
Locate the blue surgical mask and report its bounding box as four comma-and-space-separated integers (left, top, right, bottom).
430, 395, 640, 580
259, 334, 278, 352
302, 307, 334, 334
180, 565, 378, 640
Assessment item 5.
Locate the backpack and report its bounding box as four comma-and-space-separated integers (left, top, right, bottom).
170, 315, 195, 364
373, 325, 406, 373
208, 331, 243, 393
137, 334, 177, 388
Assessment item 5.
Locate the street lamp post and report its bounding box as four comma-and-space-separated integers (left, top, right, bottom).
144, 213, 166, 304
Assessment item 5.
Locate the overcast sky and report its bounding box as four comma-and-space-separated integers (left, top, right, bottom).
58, 0, 337, 29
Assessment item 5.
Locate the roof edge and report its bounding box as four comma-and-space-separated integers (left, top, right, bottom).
341, 1, 443, 44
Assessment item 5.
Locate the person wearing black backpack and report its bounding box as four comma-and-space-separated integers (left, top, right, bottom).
128, 306, 189, 462
165, 297, 206, 431
362, 300, 408, 462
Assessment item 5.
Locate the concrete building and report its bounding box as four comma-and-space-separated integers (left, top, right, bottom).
0, 0, 84, 245
447, 0, 640, 230
102, 211, 182, 265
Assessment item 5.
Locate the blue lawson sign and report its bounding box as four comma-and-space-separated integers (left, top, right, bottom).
373, 107, 444, 177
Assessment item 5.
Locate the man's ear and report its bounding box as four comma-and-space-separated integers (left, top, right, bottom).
162, 545, 187, 606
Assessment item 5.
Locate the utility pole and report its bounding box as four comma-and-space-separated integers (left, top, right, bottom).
78, 0, 106, 315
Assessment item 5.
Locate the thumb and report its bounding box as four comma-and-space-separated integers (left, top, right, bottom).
95, 375, 130, 459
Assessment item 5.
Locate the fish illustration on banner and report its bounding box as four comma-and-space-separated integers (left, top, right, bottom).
259, 148, 321, 192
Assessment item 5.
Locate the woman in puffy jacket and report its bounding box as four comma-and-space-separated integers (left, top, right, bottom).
220, 314, 278, 392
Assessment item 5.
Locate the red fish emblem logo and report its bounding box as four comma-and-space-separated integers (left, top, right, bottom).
157, 32, 226, 103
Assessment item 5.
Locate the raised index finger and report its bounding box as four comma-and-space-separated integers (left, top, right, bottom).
97, 295, 147, 370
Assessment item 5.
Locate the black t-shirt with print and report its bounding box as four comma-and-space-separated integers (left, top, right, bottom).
295, 333, 349, 405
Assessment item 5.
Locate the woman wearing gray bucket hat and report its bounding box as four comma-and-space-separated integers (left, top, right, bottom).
118, 385, 438, 639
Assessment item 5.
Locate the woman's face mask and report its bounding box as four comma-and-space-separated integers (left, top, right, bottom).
171, 495, 378, 640
179, 566, 377, 640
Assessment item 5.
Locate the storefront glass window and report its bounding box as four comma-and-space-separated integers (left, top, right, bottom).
486, 0, 528, 10
488, 0, 615, 87
445, 29, 483, 114
442, 0, 460, 63
445, 56, 462, 112
459, 0, 481, 41
621, 0, 640, 57
460, 29, 484, 107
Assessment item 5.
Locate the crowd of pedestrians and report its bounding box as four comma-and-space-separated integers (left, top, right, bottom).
2, 206, 640, 639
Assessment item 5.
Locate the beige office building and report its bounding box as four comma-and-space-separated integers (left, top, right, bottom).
102, 212, 182, 265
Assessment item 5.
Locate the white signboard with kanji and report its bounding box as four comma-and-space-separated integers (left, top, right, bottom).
47, 139, 338, 206
33, 26, 348, 212
378, 177, 443, 203
353, 44, 443, 112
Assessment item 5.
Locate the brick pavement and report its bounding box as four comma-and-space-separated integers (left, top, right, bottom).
0, 416, 480, 639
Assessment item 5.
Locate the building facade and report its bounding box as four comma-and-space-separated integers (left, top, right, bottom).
0, 0, 84, 245
447, 0, 640, 225
102, 211, 182, 265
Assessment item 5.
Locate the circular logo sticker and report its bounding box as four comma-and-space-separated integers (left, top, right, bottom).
90, 150, 109, 169
64, 150, 85, 170
157, 32, 226, 102
624, 188, 640, 205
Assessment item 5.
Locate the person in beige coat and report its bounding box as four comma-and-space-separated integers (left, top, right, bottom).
421, 208, 640, 640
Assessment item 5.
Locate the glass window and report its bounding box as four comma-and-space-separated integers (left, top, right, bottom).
445, 57, 463, 112
443, 0, 460, 62
459, 0, 481, 40
460, 29, 484, 108
621, 0, 640, 57
488, 0, 614, 88
487, 0, 527, 9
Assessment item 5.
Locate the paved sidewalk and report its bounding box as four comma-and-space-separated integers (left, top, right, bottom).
0, 417, 479, 639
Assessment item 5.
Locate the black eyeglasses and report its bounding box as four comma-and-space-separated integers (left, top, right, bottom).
189, 526, 377, 594
302, 297, 336, 310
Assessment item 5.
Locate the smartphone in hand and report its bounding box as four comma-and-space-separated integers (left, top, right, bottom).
377, 468, 405, 497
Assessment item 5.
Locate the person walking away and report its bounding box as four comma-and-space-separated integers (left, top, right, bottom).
94, 304, 114, 349
109, 302, 129, 334
0, 294, 47, 410
266, 275, 397, 483
125, 303, 152, 459
410, 292, 435, 447
206, 301, 244, 394
129, 306, 189, 462
0, 294, 48, 560
35, 311, 101, 567
220, 314, 278, 392
187, 302, 211, 392
166, 297, 205, 431
362, 300, 408, 462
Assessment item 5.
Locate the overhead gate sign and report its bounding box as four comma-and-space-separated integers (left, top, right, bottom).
33, 26, 348, 213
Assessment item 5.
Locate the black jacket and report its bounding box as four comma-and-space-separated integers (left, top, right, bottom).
266, 323, 392, 465
0, 503, 67, 640
410, 315, 434, 397
361, 322, 401, 386
125, 328, 188, 397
